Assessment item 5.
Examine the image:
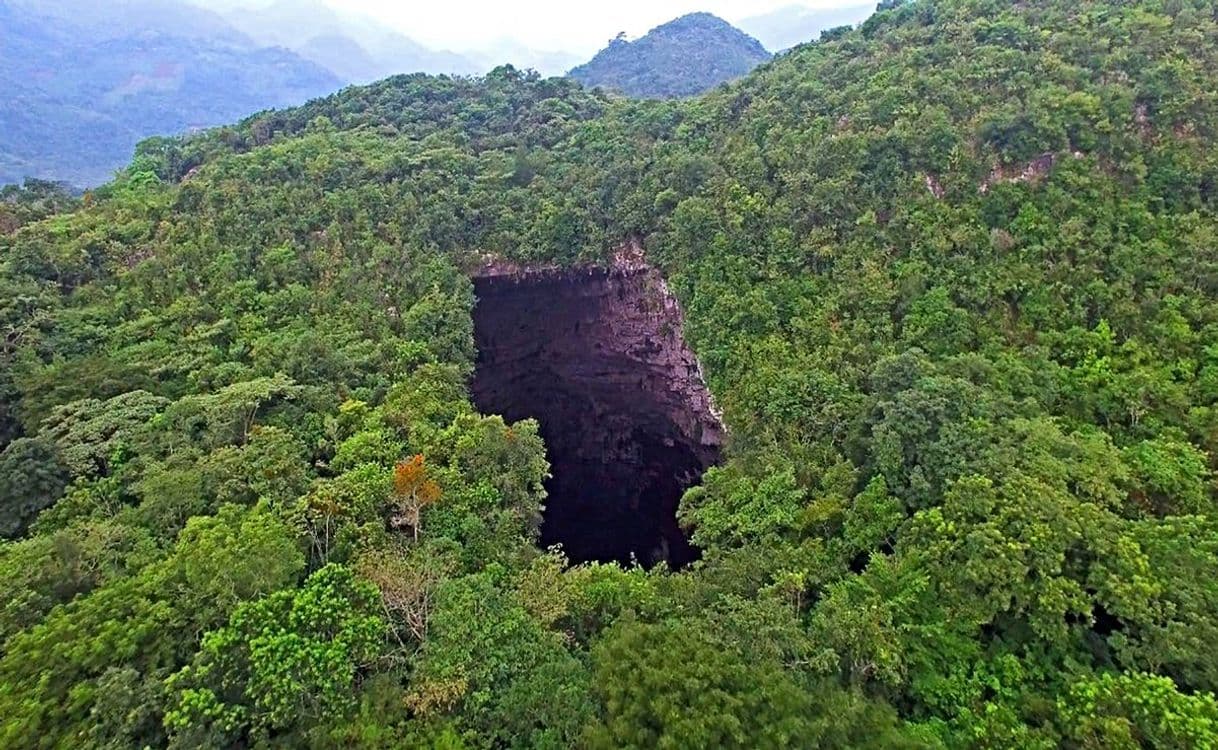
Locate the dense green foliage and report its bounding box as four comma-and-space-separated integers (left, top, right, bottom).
0, 179, 79, 236
569, 13, 772, 99
3, 0, 1218, 746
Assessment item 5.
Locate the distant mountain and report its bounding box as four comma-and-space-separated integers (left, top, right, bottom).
199, 0, 582, 79
469, 40, 583, 78
214, 0, 482, 81
0, 0, 342, 186
209, 0, 330, 50
568, 13, 771, 99
13, 0, 250, 43
737, 4, 875, 52
0, 0, 601, 185
295, 34, 385, 83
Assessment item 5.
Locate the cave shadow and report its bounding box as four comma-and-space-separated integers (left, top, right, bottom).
469, 267, 722, 569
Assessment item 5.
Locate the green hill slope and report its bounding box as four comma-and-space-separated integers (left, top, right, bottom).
569, 12, 772, 98
3, 0, 1218, 747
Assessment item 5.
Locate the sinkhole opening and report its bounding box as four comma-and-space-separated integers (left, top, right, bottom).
470, 264, 723, 569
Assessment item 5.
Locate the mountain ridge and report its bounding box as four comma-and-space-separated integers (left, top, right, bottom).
736, 3, 875, 51
0, 0, 342, 186
568, 12, 772, 98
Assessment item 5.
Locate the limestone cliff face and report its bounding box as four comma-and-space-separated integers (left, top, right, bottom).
469, 258, 722, 567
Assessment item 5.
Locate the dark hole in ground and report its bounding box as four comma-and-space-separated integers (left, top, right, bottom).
470, 264, 723, 569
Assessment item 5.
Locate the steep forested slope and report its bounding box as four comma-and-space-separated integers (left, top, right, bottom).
3, 0, 1218, 747
569, 13, 772, 98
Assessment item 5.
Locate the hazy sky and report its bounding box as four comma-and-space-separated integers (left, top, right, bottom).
316, 1, 856, 53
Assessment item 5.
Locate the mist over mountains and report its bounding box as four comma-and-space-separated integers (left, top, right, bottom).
0, 0, 341, 186
737, 3, 876, 51
206, 0, 483, 80
0, 0, 874, 186
211, 0, 587, 80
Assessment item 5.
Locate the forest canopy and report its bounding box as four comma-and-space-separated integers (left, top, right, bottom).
3, 0, 1218, 747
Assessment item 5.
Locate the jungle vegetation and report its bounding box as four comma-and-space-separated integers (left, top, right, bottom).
2, 0, 1218, 746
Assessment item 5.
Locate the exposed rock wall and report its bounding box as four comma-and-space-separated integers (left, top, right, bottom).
470, 260, 722, 567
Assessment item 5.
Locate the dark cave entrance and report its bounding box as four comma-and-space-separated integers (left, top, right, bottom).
470, 264, 723, 569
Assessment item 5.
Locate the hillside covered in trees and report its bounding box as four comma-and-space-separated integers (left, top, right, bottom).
568, 13, 772, 98
3, 0, 1218, 747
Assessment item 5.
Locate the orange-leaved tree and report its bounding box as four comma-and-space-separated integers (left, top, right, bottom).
392, 454, 442, 541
